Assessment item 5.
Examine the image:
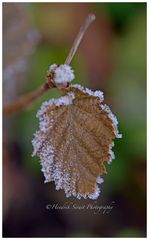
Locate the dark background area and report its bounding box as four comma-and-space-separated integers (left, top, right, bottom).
3, 2, 146, 237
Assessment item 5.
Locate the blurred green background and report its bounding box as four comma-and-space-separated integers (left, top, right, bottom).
3, 2, 146, 237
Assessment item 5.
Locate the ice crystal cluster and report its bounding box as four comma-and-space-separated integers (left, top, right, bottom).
32, 83, 122, 200
48, 64, 75, 85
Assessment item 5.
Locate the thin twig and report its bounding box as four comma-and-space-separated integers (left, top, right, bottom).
65, 14, 96, 65
3, 82, 55, 115
4, 13, 96, 115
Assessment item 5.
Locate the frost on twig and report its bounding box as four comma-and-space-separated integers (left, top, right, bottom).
3, 14, 95, 114
47, 64, 75, 87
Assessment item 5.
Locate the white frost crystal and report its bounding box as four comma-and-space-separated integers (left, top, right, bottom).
48, 64, 57, 73
73, 84, 104, 102
48, 64, 75, 84
36, 92, 75, 120
101, 103, 122, 139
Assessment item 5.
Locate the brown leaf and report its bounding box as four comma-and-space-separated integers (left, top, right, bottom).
32, 84, 121, 199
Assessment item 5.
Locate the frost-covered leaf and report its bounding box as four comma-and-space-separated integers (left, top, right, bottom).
32, 84, 121, 199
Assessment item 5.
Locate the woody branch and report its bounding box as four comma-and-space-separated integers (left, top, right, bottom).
3, 14, 96, 115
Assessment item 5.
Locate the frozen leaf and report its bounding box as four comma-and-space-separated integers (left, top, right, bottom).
32, 84, 121, 199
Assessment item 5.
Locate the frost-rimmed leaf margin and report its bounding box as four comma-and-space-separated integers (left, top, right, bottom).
32, 84, 122, 200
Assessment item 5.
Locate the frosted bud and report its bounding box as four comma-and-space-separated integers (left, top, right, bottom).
48, 64, 75, 86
